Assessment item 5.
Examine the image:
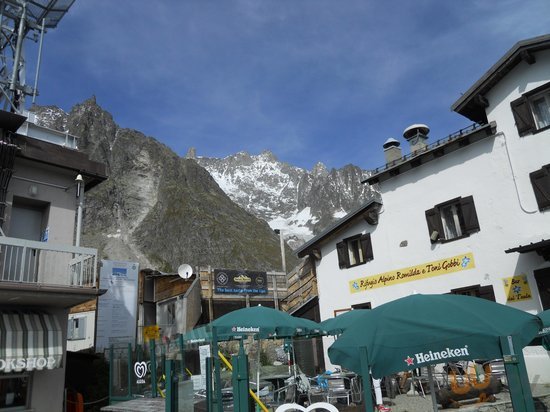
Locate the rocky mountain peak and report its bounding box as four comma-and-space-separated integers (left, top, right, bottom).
31, 99, 297, 272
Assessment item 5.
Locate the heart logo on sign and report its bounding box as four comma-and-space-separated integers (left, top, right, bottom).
134, 361, 147, 379
275, 402, 339, 412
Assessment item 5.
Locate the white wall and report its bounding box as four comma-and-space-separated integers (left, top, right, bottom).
67, 311, 96, 352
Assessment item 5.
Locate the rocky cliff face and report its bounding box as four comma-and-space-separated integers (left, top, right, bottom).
193, 151, 377, 248
31, 99, 296, 272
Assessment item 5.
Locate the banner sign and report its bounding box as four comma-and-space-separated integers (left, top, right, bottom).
503, 274, 532, 302
96, 260, 140, 351
349, 253, 475, 293
214, 269, 268, 294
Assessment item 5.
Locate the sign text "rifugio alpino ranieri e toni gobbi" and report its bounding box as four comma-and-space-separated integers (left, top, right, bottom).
349, 253, 475, 293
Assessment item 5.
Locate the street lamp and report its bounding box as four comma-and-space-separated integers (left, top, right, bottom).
75, 174, 84, 247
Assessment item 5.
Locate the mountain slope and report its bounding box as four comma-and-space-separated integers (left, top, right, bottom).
31, 99, 296, 272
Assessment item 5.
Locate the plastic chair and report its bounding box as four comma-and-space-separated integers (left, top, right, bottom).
326, 377, 352, 405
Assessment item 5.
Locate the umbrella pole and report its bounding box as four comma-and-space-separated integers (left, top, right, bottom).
499, 335, 536, 412
257, 339, 261, 411
427, 364, 439, 411
359, 346, 374, 412
212, 327, 223, 412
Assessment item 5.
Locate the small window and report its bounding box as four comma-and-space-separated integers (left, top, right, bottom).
530, 164, 550, 211
426, 196, 480, 243
160, 300, 176, 327
67, 317, 87, 340
351, 302, 371, 310
511, 82, 550, 136
0, 374, 30, 409
336, 233, 373, 269
450, 284, 495, 301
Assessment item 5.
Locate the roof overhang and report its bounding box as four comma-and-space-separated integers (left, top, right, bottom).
296, 199, 382, 259
451, 34, 550, 123
0, 282, 107, 308
505, 239, 550, 261
14, 133, 107, 190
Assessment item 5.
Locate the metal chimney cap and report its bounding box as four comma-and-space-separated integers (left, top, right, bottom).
403, 124, 430, 140
383, 138, 401, 149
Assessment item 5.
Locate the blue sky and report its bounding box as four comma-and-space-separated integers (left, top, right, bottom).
29, 0, 550, 171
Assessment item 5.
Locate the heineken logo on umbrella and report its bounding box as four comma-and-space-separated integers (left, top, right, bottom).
232, 326, 260, 333
405, 345, 470, 366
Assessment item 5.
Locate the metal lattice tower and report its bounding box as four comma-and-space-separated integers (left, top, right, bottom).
0, 0, 74, 113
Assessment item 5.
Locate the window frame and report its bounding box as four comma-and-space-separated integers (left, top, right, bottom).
0, 373, 30, 410
67, 316, 87, 341
449, 284, 495, 301
426, 195, 480, 243
336, 233, 373, 269
530, 163, 550, 211
511, 81, 550, 136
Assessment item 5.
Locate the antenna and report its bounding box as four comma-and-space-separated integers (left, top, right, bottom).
0, 0, 75, 113
177, 264, 193, 279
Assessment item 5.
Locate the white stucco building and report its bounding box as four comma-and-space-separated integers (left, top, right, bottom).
296, 35, 550, 383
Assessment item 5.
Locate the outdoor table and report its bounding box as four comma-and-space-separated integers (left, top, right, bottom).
261, 373, 291, 404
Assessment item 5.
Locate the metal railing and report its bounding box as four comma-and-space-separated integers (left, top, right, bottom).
0, 236, 98, 287
369, 122, 489, 175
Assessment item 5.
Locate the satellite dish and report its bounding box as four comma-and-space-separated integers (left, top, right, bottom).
177, 264, 193, 279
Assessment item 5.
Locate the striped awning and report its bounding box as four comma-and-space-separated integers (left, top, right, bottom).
0, 311, 63, 373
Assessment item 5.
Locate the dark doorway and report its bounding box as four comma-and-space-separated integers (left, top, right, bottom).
535, 268, 550, 310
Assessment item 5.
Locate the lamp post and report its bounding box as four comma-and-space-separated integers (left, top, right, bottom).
273, 229, 286, 310
75, 174, 84, 247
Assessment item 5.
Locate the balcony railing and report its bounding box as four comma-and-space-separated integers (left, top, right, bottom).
0, 236, 98, 288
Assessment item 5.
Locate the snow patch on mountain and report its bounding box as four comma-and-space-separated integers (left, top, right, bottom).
194, 149, 376, 249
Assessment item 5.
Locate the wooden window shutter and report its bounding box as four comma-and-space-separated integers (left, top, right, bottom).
360, 233, 373, 262
530, 166, 550, 211
336, 241, 348, 269
460, 196, 480, 234
510, 97, 535, 136
425, 208, 443, 243
478, 285, 496, 302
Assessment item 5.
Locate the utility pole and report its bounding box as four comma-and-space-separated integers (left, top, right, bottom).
273, 229, 286, 310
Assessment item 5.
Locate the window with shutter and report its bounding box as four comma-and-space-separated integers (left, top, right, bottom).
336, 241, 348, 269
511, 97, 535, 136
426, 196, 480, 243
510, 82, 550, 136
336, 234, 373, 269
530, 164, 550, 211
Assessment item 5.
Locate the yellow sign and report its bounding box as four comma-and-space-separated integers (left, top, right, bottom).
349, 253, 475, 294
143, 325, 160, 341
503, 274, 532, 302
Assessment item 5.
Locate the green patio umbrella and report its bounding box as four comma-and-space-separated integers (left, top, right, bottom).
319, 309, 370, 335
211, 305, 319, 339
537, 309, 550, 350
328, 294, 541, 412
209, 305, 322, 411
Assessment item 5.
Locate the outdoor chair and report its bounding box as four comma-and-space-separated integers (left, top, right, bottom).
326, 377, 352, 405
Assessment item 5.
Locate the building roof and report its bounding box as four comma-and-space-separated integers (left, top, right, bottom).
364, 122, 496, 186
505, 239, 550, 261
295, 199, 382, 258
451, 34, 550, 124
15, 133, 107, 190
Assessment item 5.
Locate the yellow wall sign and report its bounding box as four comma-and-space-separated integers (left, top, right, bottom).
349, 253, 475, 294
503, 274, 532, 302
143, 325, 160, 341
